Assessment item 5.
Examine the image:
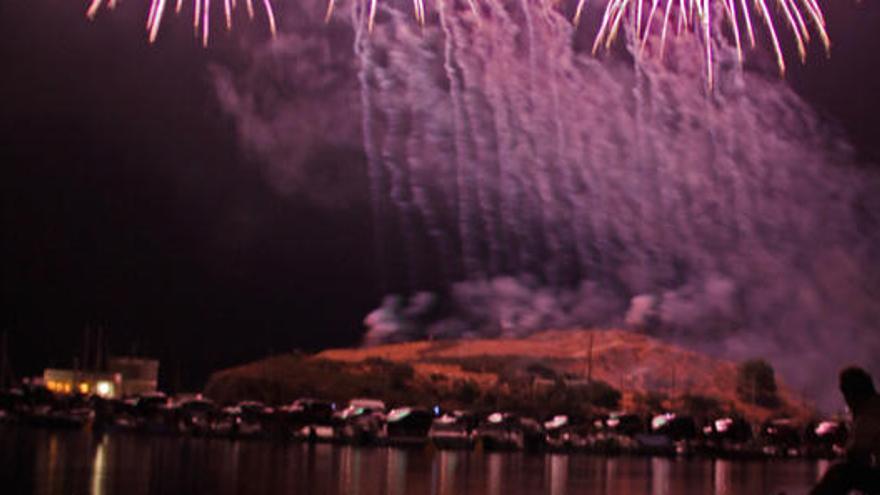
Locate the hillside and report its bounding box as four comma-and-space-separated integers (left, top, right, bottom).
204, 329, 814, 422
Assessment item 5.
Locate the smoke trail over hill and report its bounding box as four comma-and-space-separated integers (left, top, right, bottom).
214, 0, 880, 406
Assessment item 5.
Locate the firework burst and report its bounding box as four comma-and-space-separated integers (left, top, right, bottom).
86, 0, 830, 87
329, 0, 830, 87
580, 0, 830, 87
86, 0, 277, 46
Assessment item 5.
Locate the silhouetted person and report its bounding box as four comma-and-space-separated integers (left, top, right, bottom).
811, 366, 880, 495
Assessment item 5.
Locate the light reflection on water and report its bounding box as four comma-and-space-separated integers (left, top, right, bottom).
0, 428, 826, 495
89, 438, 105, 495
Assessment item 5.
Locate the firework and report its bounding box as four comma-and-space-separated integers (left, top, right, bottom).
86, 0, 277, 46
328, 0, 830, 86
583, 0, 830, 86
88, 0, 830, 87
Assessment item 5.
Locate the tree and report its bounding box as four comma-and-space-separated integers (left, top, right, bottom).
736, 359, 779, 408
586, 380, 622, 409
388, 362, 415, 391
680, 393, 723, 418
454, 380, 480, 405
638, 391, 668, 413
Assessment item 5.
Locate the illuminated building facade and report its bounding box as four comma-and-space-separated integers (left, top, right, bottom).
43, 369, 122, 398
43, 356, 159, 398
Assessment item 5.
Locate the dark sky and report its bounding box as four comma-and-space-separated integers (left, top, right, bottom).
2, 0, 879, 390
0, 1, 378, 389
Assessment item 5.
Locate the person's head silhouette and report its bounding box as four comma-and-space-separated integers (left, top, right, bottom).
840, 366, 877, 413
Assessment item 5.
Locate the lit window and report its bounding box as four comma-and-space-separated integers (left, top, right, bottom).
96, 381, 113, 397
79, 382, 90, 394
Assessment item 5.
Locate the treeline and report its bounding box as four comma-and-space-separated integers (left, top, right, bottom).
204, 353, 784, 421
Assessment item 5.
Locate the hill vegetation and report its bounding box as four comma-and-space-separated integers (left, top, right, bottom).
204, 329, 813, 422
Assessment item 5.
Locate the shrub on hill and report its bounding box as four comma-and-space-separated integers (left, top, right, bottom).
736, 359, 780, 408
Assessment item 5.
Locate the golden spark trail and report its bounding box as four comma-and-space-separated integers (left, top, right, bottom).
592, 0, 617, 53
574, 0, 588, 25
325, 0, 336, 23
722, 0, 742, 63
789, 0, 810, 41
756, 0, 786, 75
637, 0, 644, 41
417, 0, 426, 25
639, 0, 659, 55
676, 0, 686, 35
262, 0, 277, 38
193, 0, 201, 35
411, 0, 422, 24
739, 0, 756, 47
368, 0, 377, 32
801, 0, 830, 54
86, 0, 103, 20
203, 0, 210, 47
606, 0, 630, 50
148, 0, 169, 43
804, 0, 825, 25
147, 0, 159, 31
777, 0, 806, 62
702, 0, 711, 88
659, 0, 673, 59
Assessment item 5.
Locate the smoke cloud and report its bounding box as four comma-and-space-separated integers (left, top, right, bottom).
216, 0, 880, 409
211, 1, 367, 209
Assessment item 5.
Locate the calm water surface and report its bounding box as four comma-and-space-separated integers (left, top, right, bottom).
1, 428, 830, 495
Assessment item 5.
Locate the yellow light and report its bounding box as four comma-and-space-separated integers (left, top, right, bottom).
79, 382, 90, 394
96, 381, 112, 398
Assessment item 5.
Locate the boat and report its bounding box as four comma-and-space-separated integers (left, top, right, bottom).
333, 398, 386, 445
429, 410, 478, 450
803, 419, 848, 459
279, 398, 337, 442
760, 418, 803, 457
476, 412, 543, 451
699, 416, 758, 458
543, 415, 593, 452
586, 412, 645, 455
381, 407, 434, 447
175, 396, 217, 436
636, 413, 698, 456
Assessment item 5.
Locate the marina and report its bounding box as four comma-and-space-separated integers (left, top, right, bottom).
0, 387, 848, 460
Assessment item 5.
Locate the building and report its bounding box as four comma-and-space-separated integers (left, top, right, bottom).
43, 356, 159, 399
108, 357, 159, 397
44, 369, 122, 398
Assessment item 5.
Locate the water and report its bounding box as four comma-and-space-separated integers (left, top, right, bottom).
1, 428, 831, 495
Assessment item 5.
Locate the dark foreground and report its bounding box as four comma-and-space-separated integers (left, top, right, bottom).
1, 427, 830, 495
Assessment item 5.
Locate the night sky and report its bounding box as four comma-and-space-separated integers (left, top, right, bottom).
2, 0, 879, 390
